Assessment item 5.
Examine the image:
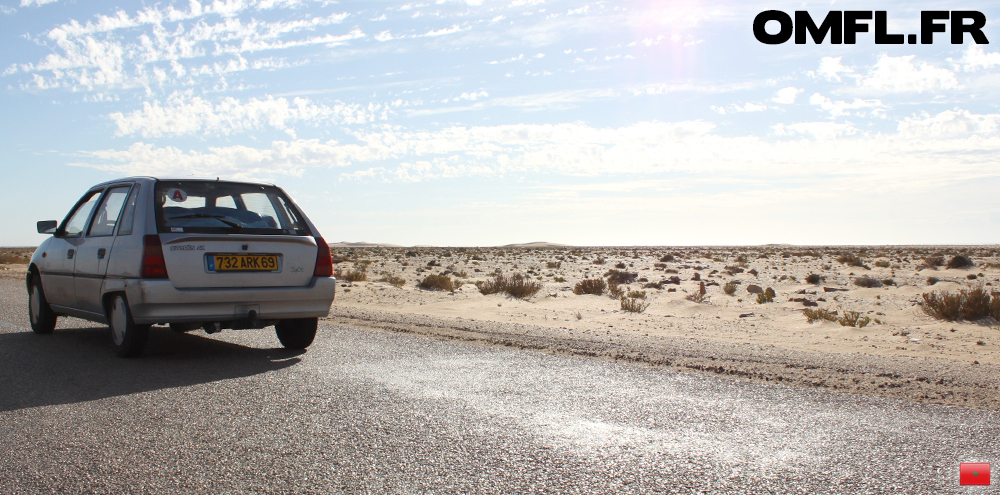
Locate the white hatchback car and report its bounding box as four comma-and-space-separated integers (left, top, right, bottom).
27, 177, 336, 357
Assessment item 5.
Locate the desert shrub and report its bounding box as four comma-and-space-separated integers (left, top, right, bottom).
614, 262, 627, 269
592, 257, 606, 265
573, 278, 606, 295
723, 281, 738, 295
621, 294, 650, 313
756, 287, 775, 304
376, 274, 406, 288
607, 281, 625, 299
604, 269, 638, 284
335, 268, 367, 282
453, 271, 468, 278
687, 282, 708, 303
854, 276, 882, 288
0, 251, 30, 264
838, 311, 871, 328
546, 261, 562, 269
921, 285, 998, 321
803, 308, 838, 323
837, 253, 868, 269
968, 274, 978, 280
419, 274, 454, 292
660, 254, 675, 262
805, 273, 823, 284
477, 273, 542, 299
947, 255, 974, 269
627, 290, 647, 299
881, 279, 895, 286
926, 277, 939, 286
923, 255, 944, 267
553, 276, 567, 283
427, 259, 441, 267
874, 260, 891, 268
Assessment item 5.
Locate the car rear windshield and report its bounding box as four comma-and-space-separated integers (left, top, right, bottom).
154, 181, 309, 236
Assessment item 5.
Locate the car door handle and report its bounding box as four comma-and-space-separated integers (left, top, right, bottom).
97, 248, 106, 259
67, 249, 75, 259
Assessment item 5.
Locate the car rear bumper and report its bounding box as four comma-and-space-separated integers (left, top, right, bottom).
123, 276, 336, 324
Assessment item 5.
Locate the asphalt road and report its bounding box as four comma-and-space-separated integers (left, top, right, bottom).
1, 278, 997, 494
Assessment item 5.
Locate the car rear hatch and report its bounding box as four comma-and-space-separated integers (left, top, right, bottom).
159, 234, 319, 289
152, 180, 321, 289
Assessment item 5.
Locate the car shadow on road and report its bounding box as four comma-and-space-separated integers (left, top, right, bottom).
0, 325, 303, 413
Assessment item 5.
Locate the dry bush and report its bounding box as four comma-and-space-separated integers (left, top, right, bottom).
376, 274, 406, 288
0, 251, 30, 264
546, 261, 561, 269
838, 311, 872, 328
335, 268, 367, 282
756, 287, 776, 304
874, 260, 891, 268
922, 256, 944, 268
837, 253, 869, 269
476, 273, 542, 299
621, 294, 650, 313
805, 273, 823, 284
419, 274, 454, 292
854, 276, 882, 288
686, 282, 708, 303
803, 308, 838, 323
607, 281, 625, 299
604, 269, 638, 284
723, 281, 738, 295
921, 285, 998, 321
573, 278, 606, 295
947, 255, 974, 269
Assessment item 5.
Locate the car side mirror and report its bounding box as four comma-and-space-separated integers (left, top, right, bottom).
37, 220, 58, 234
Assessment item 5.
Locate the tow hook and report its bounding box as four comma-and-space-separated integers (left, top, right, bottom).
203, 322, 221, 334
247, 310, 260, 328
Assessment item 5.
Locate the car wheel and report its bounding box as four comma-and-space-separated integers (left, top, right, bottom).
28, 274, 57, 335
275, 318, 317, 349
108, 294, 150, 358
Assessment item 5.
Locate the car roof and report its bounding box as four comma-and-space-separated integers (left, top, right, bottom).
88, 177, 278, 189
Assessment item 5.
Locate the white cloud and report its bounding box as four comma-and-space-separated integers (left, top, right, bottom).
897, 109, 1000, 139
74, 117, 1000, 193
15, 8, 357, 92
20, 0, 57, 6
1, 5, 16, 14
771, 87, 801, 105
108, 92, 396, 137
859, 54, 958, 93
811, 56, 855, 82
955, 44, 1000, 71
808, 93, 887, 118
771, 122, 859, 140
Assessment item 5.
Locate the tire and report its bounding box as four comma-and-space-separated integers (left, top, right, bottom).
28, 274, 57, 335
108, 294, 150, 358
275, 318, 317, 349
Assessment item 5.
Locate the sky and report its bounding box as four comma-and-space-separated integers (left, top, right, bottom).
2, 0, 999, 247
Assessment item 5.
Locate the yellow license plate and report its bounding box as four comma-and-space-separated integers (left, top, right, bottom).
209, 254, 279, 272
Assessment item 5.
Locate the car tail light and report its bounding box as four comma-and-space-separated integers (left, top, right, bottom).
141, 235, 169, 279
313, 237, 333, 277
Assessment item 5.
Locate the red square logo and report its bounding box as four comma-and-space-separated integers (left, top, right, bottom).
960, 463, 990, 486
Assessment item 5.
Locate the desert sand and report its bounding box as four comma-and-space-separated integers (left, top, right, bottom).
324, 244, 1000, 409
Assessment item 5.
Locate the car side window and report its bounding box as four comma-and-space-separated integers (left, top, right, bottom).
61, 190, 103, 237
87, 186, 132, 237
116, 184, 141, 236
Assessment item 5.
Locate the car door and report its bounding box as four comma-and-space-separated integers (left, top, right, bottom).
40, 189, 104, 310
74, 185, 133, 316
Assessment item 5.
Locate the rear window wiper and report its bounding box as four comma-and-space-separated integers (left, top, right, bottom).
168, 214, 243, 231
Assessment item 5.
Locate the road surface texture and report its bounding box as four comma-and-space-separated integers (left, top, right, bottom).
0, 278, 997, 494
